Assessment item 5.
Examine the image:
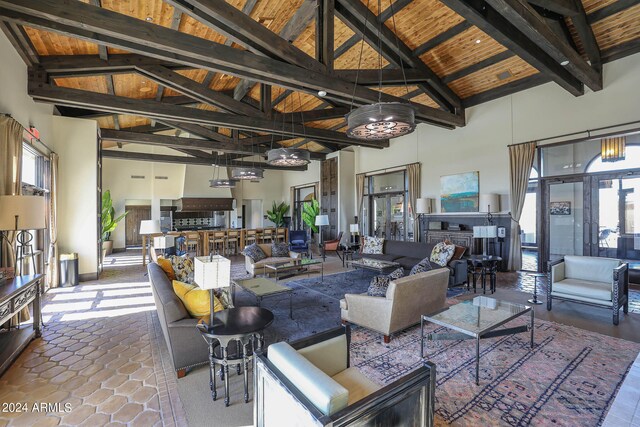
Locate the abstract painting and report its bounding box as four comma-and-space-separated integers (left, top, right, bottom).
440, 171, 479, 212
550, 201, 571, 215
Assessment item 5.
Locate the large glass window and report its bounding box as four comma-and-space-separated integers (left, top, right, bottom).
362, 171, 413, 241
292, 185, 316, 231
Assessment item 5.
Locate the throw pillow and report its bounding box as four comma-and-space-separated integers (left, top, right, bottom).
430, 242, 455, 267
410, 257, 433, 275
271, 242, 289, 257
362, 236, 384, 254
451, 245, 467, 261
173, 280, 223, 317
367, 267, 404, 297
170, 255, 194, 283
242, 243, 267, 263
157, 257, 176, 280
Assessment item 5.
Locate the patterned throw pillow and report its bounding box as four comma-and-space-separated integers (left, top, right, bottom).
271, 242, 289, 257
362, 236, 384, 254
429, 242, 456, 267
242, 243, 267, 263
169, 255, 194, 283
367, 268, 404, 297
410, 257, 433, 275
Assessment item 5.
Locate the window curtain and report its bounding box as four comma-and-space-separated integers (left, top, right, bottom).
508, 141, 536, 270
47, 152, 59, 288
356, 173, 365, 233
406, 163, 420, 242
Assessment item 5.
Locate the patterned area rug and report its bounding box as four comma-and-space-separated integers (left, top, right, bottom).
350, 317, 640, 426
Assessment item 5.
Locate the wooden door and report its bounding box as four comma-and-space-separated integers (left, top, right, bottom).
320, 158, 338, 241
125, 205, 151, 247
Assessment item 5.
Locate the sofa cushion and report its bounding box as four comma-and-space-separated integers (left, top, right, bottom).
430, 242, 455, 267
363, 253, 397, 263
268, 342, 349, 416
383, 240, 432, 260
242, 243, 267, 263
169, 255, 194, 283
564, 255, 620, 283
271, 242, 290, 257
362, 236, 384, 254
553, 278, 612, 301
172, 280, 223, 317
157, 258, 176, 280
367, 268, 404, 297
394, 256, 422, 270
332, 368, 380, 405
291, 239, 306, 245
253, 257, 294, 268
410, 257, 433, 275
148, 263, 189, 324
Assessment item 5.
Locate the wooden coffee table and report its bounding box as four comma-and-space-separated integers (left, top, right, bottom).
349, 257, 401, 275
232, 277, 294, 319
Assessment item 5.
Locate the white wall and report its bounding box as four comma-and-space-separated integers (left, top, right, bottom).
52, 116, 98, 277
354, 53, 640, 213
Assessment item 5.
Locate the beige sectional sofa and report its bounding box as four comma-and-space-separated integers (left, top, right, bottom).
244, 243, 301, 277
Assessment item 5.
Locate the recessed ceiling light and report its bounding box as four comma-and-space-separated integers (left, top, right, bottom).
560, 60, 570, 66
140, 87, 152, 93
145, 16, 153, 22
318, 90, 327, 97
475, 39, 481, 44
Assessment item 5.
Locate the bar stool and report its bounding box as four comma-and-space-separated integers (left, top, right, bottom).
275, 227, 286, 243
226, 230, 240, 255
261, 228, 273, 244
245, 230, 257, 246
211, 231, 227, 254
185, 232, 200, 255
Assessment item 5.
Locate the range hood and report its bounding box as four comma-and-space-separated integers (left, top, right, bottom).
176, 198, 234, 212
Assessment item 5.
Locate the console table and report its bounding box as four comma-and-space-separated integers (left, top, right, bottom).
0, 274, 43, 376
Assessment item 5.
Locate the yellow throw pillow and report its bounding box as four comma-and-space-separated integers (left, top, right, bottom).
157, 258, 176, 281
172, 280, 223, 317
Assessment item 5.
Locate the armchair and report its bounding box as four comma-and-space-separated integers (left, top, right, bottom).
254, 326, 436, 427
341, 269, 449, 343
289, 230, 310, 258
547, 255, 628, 325
321, 231, 344, 260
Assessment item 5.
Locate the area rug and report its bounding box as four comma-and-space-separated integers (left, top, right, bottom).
232, 270, 467, 345
350, 318, 640, 427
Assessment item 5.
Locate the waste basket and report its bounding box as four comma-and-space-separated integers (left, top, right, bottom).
60, 253, 79, 287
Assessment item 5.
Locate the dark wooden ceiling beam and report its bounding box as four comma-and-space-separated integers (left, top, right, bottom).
526, 0, 578, 16
102, 149, 309, 170
39, 54, 187, 77
569, 0, 601, 72
412, 22, 473, 57
157, 120, 236, 144
0, 21, 39, 66
27, 81, 388, 148
463, 73, 551, 107
440, 0, 584, 96
316, 0, 334, 71
587, 0, 639, 24
484, 0, 602, 91
378, 0, 413, 22
2, 0, 462, 128
259, 83, 272, 118
601, 37, 640, 63
273, 107, 349, 122
332, 68, 433, 85
442, 51, 515, 84
334, 0, 463, 113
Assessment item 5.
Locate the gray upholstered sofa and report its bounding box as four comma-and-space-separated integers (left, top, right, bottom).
359, 240, 467, 287
147, 262, 211, 378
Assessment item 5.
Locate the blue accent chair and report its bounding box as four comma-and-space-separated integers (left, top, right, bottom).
289, 230, 310, 258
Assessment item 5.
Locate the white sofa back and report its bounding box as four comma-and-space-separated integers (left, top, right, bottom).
564, 256, 620, 283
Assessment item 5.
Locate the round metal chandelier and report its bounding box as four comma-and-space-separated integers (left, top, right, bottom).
230, 167, 264, 180
209, 178, 237, 188
266, 147, 311, 167
346, 102, 415, 140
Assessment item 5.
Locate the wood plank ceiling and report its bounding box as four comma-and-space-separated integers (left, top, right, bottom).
1, 0, 639, 164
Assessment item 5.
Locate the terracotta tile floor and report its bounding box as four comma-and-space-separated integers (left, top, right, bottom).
0, 252, 185, 427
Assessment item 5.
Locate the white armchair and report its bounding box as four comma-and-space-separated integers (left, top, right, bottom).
548, 255, 629, 325
340, 269, 449, 343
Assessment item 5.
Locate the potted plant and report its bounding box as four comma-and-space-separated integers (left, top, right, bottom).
101, 190, 128, 256
266, 201, 290, 227
301, 198, 320, 245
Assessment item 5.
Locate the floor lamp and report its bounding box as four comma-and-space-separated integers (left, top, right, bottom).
0, 195, 46, 276
315, 215, 329, 260
415, 198, 433, 243
140, 220, 161, 264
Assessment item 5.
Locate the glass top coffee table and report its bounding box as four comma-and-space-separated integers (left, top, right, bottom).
232, 277, 294, 319
263, 258, 323, 281
420, 296, 534, 385
349, 258, 401, 274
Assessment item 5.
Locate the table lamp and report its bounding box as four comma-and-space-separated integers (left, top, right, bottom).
194, 254, 231, 326
349, 223, 359, 244
473, 225, 497, 256
315, 215, 329, 260
140, 220, 161, 262
479, 194, 500, 225
0, 195, 46, 275
415, 198, 433, 243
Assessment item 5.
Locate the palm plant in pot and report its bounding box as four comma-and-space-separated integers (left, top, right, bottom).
301, 198, 320, 245
101, 190, 128, 257
266, 201, 290, 227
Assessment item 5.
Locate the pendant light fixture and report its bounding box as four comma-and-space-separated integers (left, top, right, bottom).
209, 153, 239, 188
345, 0, 415, 140
266, 91, 312, 167
601, 136, 626, 162
231, 132, 264, 180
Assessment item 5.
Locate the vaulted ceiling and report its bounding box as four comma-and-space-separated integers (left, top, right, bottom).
1, 0, 638, 166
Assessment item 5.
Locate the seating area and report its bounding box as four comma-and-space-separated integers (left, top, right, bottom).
1, 1, 640, 426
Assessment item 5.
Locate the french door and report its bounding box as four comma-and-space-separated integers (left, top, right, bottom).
541, 170, 640, 270
371, 193, 405, 241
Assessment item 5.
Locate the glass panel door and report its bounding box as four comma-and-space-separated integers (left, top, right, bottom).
373, 195, 388, 239
390, 194, 405, 241
544, 179, 585, 264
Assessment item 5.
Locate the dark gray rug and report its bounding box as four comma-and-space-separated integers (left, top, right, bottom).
233, 270, 466, 345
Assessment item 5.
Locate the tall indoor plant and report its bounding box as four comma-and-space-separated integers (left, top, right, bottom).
101, 190, 128, 256
266, 201, 290, 227
301, 198, 320, 244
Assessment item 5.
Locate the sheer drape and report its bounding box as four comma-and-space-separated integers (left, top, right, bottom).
47, 152, 59, 288
407, 163, 420, 242
356, 173, 365, 233
508, 142, 536, 270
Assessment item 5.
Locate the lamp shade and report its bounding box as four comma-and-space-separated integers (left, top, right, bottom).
0, 195, 46, 231
415, 198, 432, 214
350, 224, 359, 233
479, 194, 500, 213
473, 225, 497, 238
139, 219, 161, 235
153, 235, 175, 249
194, 255, 231, 290
315, 215, 329, 226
